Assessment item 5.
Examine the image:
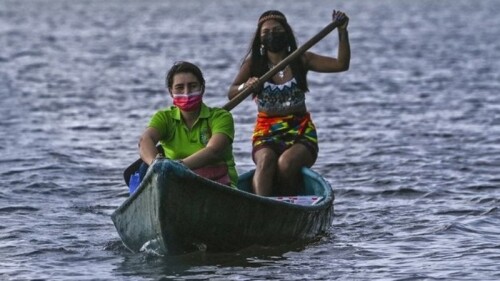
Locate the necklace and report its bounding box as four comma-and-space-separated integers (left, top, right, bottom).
268, 63, 288, 79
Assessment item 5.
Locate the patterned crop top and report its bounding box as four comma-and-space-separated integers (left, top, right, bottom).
254, 78, 306, 115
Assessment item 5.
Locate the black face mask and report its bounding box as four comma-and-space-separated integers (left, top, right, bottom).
262, 32, 288, 53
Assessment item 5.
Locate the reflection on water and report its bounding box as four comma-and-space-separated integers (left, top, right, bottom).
112, 239, 314, 279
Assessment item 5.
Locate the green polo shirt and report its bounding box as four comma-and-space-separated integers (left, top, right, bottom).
148, 103, 237, 187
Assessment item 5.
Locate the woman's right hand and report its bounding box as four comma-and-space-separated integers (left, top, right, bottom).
243, 77, 259, 90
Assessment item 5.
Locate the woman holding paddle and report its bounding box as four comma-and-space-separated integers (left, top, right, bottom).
227, 10, 350, 196
138, 61, 238, 187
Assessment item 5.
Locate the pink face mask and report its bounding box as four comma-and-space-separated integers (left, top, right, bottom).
172, 91, 203, 111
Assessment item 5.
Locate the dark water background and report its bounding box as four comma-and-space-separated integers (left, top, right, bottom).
1, 0, 499, 280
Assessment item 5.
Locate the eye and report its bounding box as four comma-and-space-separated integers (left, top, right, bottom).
188, 82, 200, 91
173, 86, 184, 93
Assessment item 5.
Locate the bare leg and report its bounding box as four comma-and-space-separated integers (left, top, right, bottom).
252, 148, 278, 196
276, 144, 315, 195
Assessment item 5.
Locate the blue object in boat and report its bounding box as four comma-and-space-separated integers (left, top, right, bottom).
129, 172, 140, 194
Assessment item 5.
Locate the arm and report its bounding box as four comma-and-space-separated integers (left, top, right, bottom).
336, 17, 350, 70
182, 133, 231, 170
183, 109, 234, 169
305, 11, 350, 73
138, 127, 162, 165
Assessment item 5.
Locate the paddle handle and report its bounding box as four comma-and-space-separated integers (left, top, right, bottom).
223, 20, 343, 111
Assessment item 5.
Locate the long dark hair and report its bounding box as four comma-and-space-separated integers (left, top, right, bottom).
245, 10, 308, 92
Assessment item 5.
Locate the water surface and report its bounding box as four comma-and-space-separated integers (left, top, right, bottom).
0, 0, 499, 280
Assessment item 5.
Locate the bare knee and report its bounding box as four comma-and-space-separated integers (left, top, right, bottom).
277, 146, 314, 174
254, 148, 278, 169
277, 156, 295, 175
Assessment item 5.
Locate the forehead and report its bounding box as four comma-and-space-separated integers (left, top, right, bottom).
260, 19, 284, 30
172, 72, 198, 85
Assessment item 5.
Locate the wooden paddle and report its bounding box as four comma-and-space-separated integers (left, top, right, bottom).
222, 19, 345, 111
123, 19, 344, 185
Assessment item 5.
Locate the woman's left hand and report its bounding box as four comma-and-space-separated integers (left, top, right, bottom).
332, 10, 349, 29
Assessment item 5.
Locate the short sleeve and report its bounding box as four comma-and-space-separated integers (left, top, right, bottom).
209, 108, 235, 141
148, 110, 172, 140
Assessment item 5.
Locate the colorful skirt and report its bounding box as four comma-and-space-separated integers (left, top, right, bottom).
252, 112, 318, 158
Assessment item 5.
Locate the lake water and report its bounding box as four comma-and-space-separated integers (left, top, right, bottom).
1, 0, 499, 280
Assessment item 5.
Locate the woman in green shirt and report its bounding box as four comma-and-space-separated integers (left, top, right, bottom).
138, 61, 237, 187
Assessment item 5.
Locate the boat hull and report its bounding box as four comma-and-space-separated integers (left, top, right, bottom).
111, 160, 334, 254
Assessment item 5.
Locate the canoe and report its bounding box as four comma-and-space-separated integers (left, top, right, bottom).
111, 159, 334, 255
